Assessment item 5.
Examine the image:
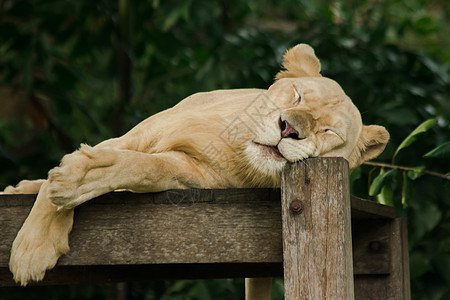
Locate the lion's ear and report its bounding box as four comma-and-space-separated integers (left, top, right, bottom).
275, 44, 322, 80
356, 125, 390, 166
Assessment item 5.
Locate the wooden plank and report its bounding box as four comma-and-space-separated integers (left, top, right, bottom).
387, 218, 411, 300
280, 157, 354, 299
354, 275, 390, 299
0, 189, 284, 286
0, 177, 400, 287
352, 219, 391, 275
351, 196, 396, 219
1, 189, 283, 267
245, 277, 273, 300
353, 218, 411, 300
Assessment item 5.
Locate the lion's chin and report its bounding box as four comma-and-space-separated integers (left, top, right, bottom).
244, 142, 287, 176
255, 142, 285, 162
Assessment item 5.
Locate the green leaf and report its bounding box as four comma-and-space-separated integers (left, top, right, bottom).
369, 168, 398, 196
401, 171, 411, 207
407, 166, 425, 180
424, 141, 450, 158
377, 183, 394, 206
393, 119, 437, 161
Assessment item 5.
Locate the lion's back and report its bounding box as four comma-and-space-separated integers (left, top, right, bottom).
172, 88, 265, 112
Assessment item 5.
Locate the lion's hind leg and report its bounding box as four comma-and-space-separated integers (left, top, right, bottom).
2, 179, 46, 194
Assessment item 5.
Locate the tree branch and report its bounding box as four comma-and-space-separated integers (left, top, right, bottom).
363, 161, 450, 180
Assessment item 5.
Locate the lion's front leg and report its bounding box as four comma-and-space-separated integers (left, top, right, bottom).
9, 181, 74, 286
47, 144, 209, 209
46, 144, 121, 208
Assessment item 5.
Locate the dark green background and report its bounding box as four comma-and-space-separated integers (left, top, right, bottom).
1, 0, 449, 299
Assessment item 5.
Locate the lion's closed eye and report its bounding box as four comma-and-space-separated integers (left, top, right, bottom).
324, 128, 339, 136
323, 128, 344, 141
293, 87, 302, 104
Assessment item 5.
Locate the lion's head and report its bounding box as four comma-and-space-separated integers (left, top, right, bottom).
243, 44, 389, 176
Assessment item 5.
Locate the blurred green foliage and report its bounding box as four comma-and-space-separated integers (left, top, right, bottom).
1, 0, 449, 299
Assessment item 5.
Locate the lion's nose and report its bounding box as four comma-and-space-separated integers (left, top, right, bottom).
280, 119, 300, 139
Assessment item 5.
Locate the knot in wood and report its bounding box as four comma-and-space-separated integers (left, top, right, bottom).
369, 241, 382, 252
290, 200, 304, 214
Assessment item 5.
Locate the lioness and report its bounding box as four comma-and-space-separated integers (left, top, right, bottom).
3, 44, 389, 295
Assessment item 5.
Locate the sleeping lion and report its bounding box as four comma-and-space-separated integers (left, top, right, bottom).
3, 44, 389, 296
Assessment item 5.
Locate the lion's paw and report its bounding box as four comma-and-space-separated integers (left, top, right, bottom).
1, 180, 45, 194
9, 221, 70, 286
47, 144, 117, 208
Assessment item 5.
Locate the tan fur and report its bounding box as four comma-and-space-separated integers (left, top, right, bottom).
275, 44, 322, 79
4, 44, 389, 286
2, 179, 46, 194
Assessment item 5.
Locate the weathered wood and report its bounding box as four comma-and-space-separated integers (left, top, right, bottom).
245, 277, 273, 300
0, 189, 283, 267
0, 159, 409, 299
352, 219, 391, 275
388, 218, 411, 299
0, 189, 396, 277
354, 275, 390, 299
280, 157, 354, 299
0, 189, 400, 287
354, 219, 411, 300
350, 196, 397, 219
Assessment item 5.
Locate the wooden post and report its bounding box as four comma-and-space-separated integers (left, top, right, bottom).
281, 157, 354, 299
388, 219, 411, 299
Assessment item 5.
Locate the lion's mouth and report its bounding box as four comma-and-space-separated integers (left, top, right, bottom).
254, 142, 285, 162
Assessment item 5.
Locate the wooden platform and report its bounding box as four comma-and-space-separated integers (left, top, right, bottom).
0, 158, 410, 299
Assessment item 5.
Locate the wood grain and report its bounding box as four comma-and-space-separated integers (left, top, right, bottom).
0, 158, 409, 299
352, 219, 391, 275
354, 219, 411, 300
0, 188, 395, 274
0, 190, 400, 287
280, 157, 354, 299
